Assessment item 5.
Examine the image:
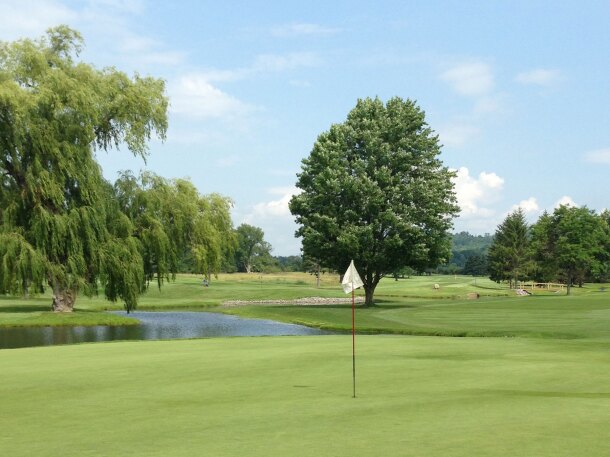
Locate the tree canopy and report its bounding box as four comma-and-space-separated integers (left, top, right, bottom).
0, 27, 168, 311
530, 205, 609, 294
114, 171, 235, 291
487, 208, 531, 287
234, 224, 273, 273
290, 97, 458, 305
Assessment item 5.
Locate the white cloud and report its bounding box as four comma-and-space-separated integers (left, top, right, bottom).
584, 148, 610, 164
169, 74, 256, 120
0, 0, 77, 40
554, 196, 577, 208
438, 123, 480, 147
248, 187, 301, 220
241, 187, 303, 254
199, 52, 320, 83
271, 23, 341, 37
453, 167, 504, 217
515, 68, 561, 86
510, 197, 540, 214
440, 62, 494, 97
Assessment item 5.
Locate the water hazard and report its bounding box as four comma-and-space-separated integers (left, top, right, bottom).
0, 311, 330, 349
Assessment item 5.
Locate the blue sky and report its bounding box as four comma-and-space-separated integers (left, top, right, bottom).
2, 0, 609, 254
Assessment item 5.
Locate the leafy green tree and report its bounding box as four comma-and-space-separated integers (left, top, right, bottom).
114, 172, 235, 289
532, 206, 608, 295
487, 209, 531, 287
290, 97, 458, 306
447, 232, 493, 271
234, 224, 273, 273
463, 254, 487, 276
275, 255, 304, 272
596, 210, 610, 282
0, 27, 167, 311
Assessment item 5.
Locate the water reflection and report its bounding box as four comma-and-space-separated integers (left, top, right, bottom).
0, 311, 329, 349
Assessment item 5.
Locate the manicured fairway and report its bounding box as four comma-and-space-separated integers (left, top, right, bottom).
1, 336, 609, 457
221, 293, 610, 339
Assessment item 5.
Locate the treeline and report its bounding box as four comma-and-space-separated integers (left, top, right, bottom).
179, 223, 305, 274
488, 206, 610, 294
436, 232, 493, 276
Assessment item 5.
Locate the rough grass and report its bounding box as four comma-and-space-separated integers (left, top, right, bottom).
1, 336, 609, 457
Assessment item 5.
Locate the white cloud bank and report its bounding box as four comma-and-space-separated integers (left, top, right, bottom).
510, 197, 540, 214
515, 68, 561, 86
554, 195, 578, 208
453, 167, 504, 217
169, 75, 257, 120
241, 187, 302, 255
440, 61, 494, 97
584, 148, 610, 164
0, 0, 77, 40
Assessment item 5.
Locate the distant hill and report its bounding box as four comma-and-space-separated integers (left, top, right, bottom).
439, 232, 494, 273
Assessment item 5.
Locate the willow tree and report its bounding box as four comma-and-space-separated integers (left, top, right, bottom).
113, 172, 235, 287
290, 97, 458, 306
0, 27, 167, 311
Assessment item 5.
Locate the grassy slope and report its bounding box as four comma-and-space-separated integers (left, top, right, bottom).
2, 274, 609, 456
1, 336, 609, 457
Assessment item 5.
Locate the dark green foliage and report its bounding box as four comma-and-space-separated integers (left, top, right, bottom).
531, 206, 610, 294
463, 254, 487, 276
487, 209, 531, 287
0, 27, 167, 311
275, 255, 304, 272
234, 224, 273, 273
290, 97, 458, 305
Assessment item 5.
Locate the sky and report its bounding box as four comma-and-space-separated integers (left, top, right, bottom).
1, 0, 609, 255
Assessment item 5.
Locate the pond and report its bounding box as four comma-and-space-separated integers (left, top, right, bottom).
0, 311, 330, 350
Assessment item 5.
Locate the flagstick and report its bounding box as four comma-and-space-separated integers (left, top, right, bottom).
352, 284, 356, 398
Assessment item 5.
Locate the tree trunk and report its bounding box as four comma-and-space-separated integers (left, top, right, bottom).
23, 278, 29, 299
364, 286, 375, 307
52, 288, 76, 312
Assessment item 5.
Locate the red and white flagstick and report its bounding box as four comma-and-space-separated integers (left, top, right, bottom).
352, 283, 356, 398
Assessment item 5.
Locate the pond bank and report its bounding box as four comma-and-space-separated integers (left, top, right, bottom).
0, 311, 331, 349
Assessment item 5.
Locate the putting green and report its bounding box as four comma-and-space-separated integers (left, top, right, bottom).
1, 335, 609, 456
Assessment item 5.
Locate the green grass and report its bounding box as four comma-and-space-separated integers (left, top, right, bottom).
1, 336, 609, 457
1, 273, 607, 334
2, 273, 609, 455
0, 301, 139, 327
219, 293, 610, 339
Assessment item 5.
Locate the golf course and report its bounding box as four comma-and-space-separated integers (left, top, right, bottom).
1, 274, 609, 456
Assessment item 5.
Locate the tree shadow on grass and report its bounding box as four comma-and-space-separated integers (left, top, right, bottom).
0, 305, 50, 313
268, 301, 416, 310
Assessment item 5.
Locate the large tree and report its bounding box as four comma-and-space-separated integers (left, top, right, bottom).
234, 224, 273, 273
289, 97, 458, 305
487, 208, 531, 287
531, 205, 608, 295
0, 27, 167, 311
114, 171, 235, 292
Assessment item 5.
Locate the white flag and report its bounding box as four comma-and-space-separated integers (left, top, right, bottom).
342, 260, 364, 294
